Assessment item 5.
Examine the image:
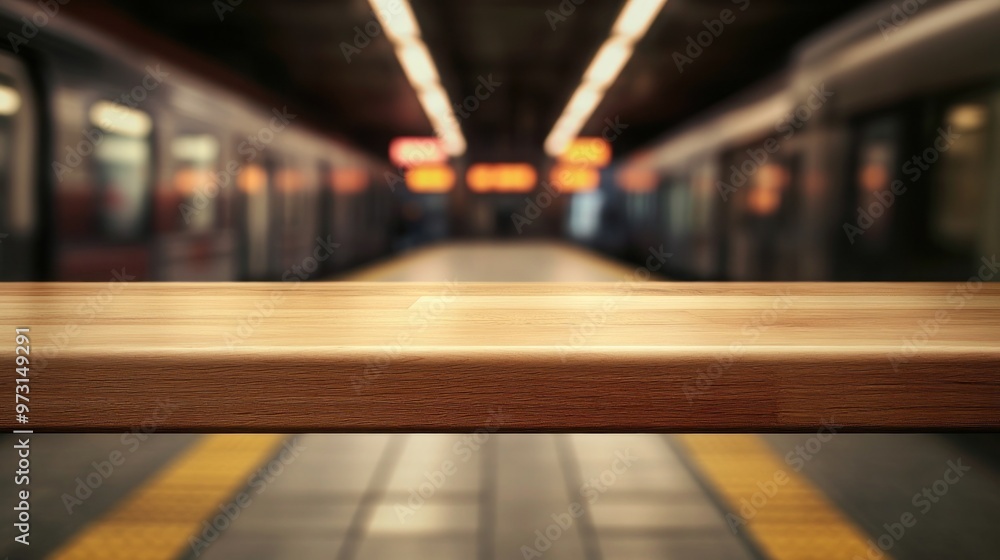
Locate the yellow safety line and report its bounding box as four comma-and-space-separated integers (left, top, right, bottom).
675, 435, 885, 560
49, 434, 287, 560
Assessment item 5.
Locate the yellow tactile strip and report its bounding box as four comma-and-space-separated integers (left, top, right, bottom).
49, 434, 287, 560
675, 435, 885, 560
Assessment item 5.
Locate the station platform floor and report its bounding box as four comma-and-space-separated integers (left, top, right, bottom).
341, 240, 650, 282
1, 433, 998, 559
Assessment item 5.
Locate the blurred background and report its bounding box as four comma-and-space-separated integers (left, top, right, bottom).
0, 0, 997, 282
1, 0, 999, 558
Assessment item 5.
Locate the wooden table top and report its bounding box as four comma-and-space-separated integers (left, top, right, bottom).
3, 282, 998, 431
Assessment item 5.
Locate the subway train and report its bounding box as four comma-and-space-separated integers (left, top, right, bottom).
594, 0, 1000, 281
0, 0, 397, 281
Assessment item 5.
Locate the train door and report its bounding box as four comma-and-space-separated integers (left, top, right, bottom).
927, 91, 997, 277
0, 51, 37, 280
54, 98, 155, 280
839, 111, 907, 279
157, 130, 234, 280
318, 160, 336, 275
625, 185, 660, 263
689, 160, 719, 279
273, 162, 319, 277
236, 160, 270, 280
722, 139, 795, 280
661, 173, 691, 276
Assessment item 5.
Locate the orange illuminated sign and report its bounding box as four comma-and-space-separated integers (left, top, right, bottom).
332, 167, 368, 194
389, 137, 447, 168
172, 168, 213, 196
466, 163, 537, 193
276, 168, 304, 193
615, 166, 658, 193
406, 164, 455, 193
558, 137, 611, 167
549, 165, 599, 193
238, 164, 267, 195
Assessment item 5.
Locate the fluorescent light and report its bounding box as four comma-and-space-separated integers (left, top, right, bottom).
368, 0, 466, 156
565, 87, 603, 121
418, 87, 452, 120
0, 84, 21, 116
439, 127, 465, 156
90, 100, 152, 137
545, 128, 576, 158
171, 134, 220, 162
583, 38, 633, 89
398, 43, 440, 89
613, 0, 669, 38
370, 0, 420, 44
544, 0, 668, 157
947, 104, 987, 131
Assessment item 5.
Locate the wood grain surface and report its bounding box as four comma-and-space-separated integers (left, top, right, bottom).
1, 282, 998, 431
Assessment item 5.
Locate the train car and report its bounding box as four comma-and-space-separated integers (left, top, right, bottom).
0, 0, 396, 281
609, 0, 1000, 281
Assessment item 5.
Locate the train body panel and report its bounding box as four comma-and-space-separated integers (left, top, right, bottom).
0, 0, 396, 281
610, 0, 1000, 281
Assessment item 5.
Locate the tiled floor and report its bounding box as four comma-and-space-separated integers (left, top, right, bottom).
197, 434, 756, 560
5, 433, 1000, 559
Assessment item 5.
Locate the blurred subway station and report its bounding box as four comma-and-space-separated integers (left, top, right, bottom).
0, 0, 999, 558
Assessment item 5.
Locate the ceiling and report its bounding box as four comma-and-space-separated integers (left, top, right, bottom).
68, 0, 878, 164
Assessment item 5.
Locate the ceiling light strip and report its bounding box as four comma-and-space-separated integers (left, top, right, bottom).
370, 0, 466, 156
544, 0, 668, 157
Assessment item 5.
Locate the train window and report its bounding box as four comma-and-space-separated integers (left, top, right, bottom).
666, 179, 691, 239
568, 190, 603, 239
90, 101, 153, 240
237, 163, 270, 278
746, 163, 788, 217
930, 100, 991, 252
171, 134, 220, 232
0, 52, 37, 281
0, 83, 20, 114
276, 166, 305, 225
853, 116, 900, 248
0, 82, 19, 219
691, 162, 715, 235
